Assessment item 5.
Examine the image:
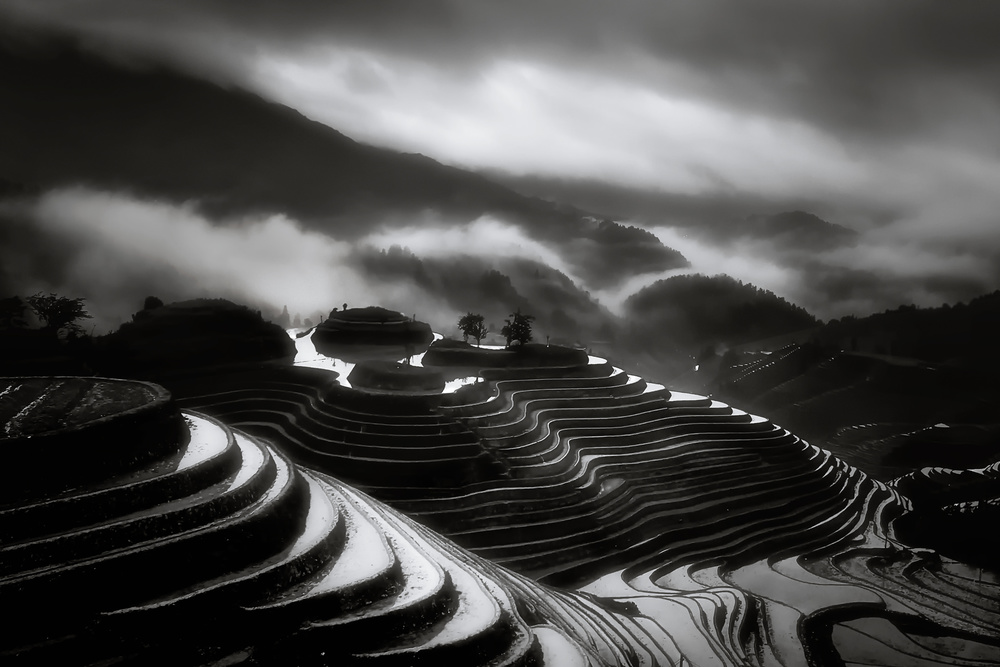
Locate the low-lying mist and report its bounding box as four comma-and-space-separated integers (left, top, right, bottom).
363, 214, 582, 283
592, 226, 799, 317
623, 222, 998, 321
3, 187, 995, 341
0, 188, 464, 333
1, 188, 621, 337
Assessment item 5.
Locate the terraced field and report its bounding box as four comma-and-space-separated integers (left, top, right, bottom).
718, 345, 1000, 483
2, 333, 998, 665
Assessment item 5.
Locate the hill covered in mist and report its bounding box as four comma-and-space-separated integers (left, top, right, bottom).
0, 35, 827, 374
624, 273, 819, 353
0, 29, 686, 300
0, 33, 520, 232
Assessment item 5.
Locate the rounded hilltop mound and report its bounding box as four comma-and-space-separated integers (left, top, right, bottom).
423, 339, 588, 369
327, 306, 411, 324
312, 306, 434, 350
0, 376, 183, 504
0, 377, 165, 438
96, 298, 294, 380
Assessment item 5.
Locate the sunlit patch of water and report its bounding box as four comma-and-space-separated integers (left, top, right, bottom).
404, 333, 442, 368
177, 414, 230, 470
443, 376, 482, 393
289, 329, 484, 394
289, 329, 356, 388
666, 390, 707, 402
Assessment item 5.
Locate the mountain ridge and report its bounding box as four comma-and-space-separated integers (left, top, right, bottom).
0, 33, 540, 235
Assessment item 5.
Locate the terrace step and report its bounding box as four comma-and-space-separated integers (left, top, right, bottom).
345, 503, 538, 667
232, 419, 502, 490
481, 397, 701, 445
222, 407, 478, 452
475, 400, 692, 451
247, 478, 399, 617
441, 372, 627, 418
178, 372, 455, 423
538, 591, 640, 665
411, 520, 539, 667
350, 550, 504, 664
283, 484, 454, 657
188, 391, 464, 435
532, 625, 592, 666
111, 469, 344, 616
834, 616, 1000, 667
0, 426, 275, 575
0, 412, 237, 544
0, 377, 185, 506
0, 432, 304, 616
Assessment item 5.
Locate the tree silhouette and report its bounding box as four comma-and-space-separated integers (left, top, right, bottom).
26, 292, 92, 338
457, 312, 488, 346
501, 309, 534, 348
143, 296, 164, 311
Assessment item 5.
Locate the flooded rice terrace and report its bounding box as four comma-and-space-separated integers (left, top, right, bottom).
289, 328, 481, 393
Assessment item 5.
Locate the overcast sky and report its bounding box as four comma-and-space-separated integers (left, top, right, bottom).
3, 1, 998, 314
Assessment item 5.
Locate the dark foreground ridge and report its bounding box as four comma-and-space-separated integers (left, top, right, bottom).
3, 365, 999, 665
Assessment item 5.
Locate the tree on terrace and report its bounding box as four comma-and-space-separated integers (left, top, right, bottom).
457, 312, 488, 346
501, 309, 534, 348
26, 292, 92, 338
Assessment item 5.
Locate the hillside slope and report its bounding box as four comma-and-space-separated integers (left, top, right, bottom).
624, 273, 818, 352
0, 36, 532, 232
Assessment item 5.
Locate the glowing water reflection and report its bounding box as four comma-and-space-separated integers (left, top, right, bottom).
289, 329, 480, 394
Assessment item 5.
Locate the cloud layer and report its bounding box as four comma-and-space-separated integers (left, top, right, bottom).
2, 2, 998, 320
363, 215, 580, 282
1, 189, 462, 332
5, 2, 998, 223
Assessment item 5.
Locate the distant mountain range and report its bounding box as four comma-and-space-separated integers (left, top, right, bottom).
739, 210, 857, 250
487, 172, 857, 245
10, 25, 976, 391
0, 30, 686, 292
0, 34, 522, 232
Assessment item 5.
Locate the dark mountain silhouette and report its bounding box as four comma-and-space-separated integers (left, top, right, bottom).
487, 172, 851, 247
0, 30, 685, 291
624, 273, 819, 352
816, 290, 1000, 365
92, 298, 294, 380
741, 210, 857, 249
569, 218, 689, 288
0, 34, 525, 233
485, 171, 816, 223
352, 247, 616, 342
